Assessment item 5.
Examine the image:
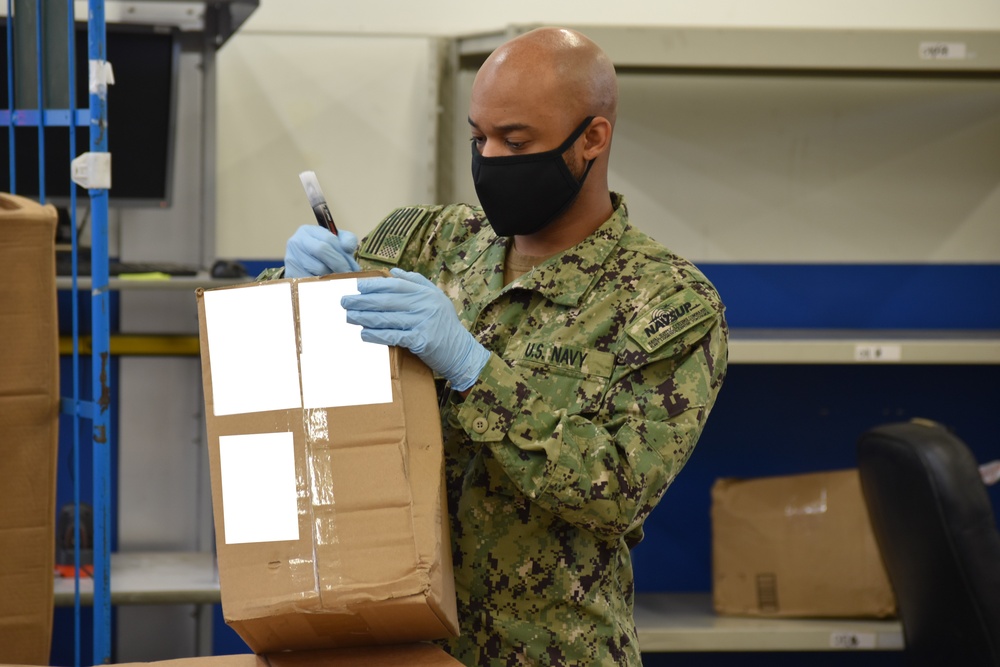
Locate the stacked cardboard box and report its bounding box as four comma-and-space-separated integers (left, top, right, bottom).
0, 194, 60, 664
712, 468, 897, 619
196, 273, 459, 662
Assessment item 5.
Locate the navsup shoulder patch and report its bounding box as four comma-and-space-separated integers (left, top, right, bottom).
627, 288, 716, 353
358, 206, 432, 265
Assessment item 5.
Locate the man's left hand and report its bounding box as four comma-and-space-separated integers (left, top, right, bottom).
342, 268, 490, 392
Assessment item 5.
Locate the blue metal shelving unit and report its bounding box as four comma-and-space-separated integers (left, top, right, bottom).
3, 0, 111, 663
4, 2, 260, 661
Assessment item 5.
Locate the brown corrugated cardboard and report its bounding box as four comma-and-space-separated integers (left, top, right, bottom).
266, 644, 463, 667
0, 642, 463, 667
0, 193, 60, 664
196, 273, 458, 654
712, 468, 896, 619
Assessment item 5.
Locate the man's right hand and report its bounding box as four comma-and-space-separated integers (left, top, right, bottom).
284, 226, 360, 277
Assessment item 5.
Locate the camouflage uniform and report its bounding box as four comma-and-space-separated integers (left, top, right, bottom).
356, 193, 728, 666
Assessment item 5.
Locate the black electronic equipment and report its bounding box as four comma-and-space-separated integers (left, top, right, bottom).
55, 247, 199, 277
0, 21, 180, 207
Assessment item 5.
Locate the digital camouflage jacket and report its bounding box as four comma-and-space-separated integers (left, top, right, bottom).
356, 194, 728, 666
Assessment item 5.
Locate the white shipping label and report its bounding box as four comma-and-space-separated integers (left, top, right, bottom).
298, 279, 393, 408
203, 283, 302, 416
219, 432, 300, 545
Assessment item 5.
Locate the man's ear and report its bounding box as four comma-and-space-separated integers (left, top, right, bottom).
582, 117, 612, 159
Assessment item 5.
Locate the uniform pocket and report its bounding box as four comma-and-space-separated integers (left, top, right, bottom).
505, 340, 614, 416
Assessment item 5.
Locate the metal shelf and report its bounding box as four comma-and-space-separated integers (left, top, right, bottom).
54, 562, 904, 653
53, 323, 1000, 363
454, 24, 1000, 74
446, 26, 1000, 367
729, 329, 1000, 365
54, 551, 219, 606
635, 593, 903, 652
0, 1, 259, 47
56, 273, 252, 291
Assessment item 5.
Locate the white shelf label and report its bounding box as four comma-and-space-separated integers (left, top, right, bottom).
854, 344, 902, 362
919, 42, 967, 60
830, 631, 877, 649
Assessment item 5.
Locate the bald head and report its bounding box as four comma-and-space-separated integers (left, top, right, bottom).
473, 27, 618, 127
467, 28, 618, 251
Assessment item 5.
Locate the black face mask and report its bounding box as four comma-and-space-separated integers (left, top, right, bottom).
471, 116, 595, 237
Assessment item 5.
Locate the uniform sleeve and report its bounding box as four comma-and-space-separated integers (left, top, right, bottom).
356, 204, 480, 274
452, 284, 728, 542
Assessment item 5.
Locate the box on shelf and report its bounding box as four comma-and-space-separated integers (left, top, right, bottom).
196, 273, 458, 655
711, 468, 896, 619
0, 193, 60, 665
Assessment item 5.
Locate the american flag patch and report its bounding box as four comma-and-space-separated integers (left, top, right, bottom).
358, 207, 430, 264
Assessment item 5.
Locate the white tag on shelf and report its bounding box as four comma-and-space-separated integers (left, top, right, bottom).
919, 42, 968, 60
980, 460, 1000, 486
830, 631, 877, 649
854, 344, 902, 362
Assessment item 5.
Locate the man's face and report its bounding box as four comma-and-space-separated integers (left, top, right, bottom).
468, 67, 585, 164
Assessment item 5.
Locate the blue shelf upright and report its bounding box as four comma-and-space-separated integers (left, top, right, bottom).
82, 1, 112, 663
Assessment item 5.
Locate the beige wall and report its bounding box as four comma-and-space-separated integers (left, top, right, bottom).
242, 0, 999, 34
216, 3, 1000, 261
216, 34, 438, 259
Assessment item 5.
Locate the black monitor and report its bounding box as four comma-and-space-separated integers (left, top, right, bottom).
0, 22, 179, 207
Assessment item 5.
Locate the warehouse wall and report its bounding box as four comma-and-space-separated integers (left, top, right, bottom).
241, 0, 998, 35
96, 0, 999, 661
214, 0, 1000, 261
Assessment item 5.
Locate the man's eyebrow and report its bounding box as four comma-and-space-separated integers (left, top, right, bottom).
467, 117, 533, 133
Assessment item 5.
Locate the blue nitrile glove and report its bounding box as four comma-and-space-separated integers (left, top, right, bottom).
342, 268, 491, 392
284, 226, 360, 278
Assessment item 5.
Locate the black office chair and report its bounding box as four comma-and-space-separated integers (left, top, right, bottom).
857, 419, 1000, 667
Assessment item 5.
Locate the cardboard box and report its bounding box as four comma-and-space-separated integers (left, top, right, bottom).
0, 643, 463, 667
0, 193, 60, 664
196, 274, 458, 654
712, 468, 896, 618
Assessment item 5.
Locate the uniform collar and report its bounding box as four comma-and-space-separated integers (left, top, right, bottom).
444, 193, 629, 310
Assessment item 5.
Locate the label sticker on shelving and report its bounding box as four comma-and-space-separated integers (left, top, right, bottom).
919, 42, 968, 60
830, 631, 877, 649
854, 344, 902, 362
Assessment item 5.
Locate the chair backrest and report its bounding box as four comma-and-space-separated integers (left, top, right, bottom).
857, 419, 1000, 667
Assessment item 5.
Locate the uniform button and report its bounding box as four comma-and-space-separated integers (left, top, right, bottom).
472, 417, 489, 433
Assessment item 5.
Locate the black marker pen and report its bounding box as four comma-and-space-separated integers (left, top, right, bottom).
299, 170, 338, 235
